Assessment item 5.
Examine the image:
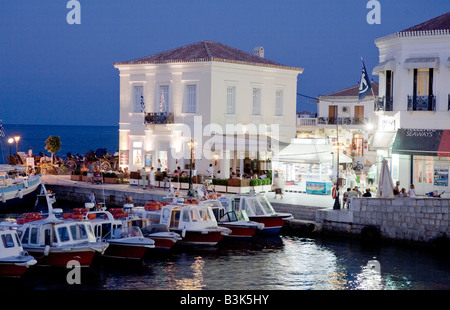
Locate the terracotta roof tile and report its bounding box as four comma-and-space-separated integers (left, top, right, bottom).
114, 41, 302, 71
321, 81, 379, 98
400, 12, 450, 32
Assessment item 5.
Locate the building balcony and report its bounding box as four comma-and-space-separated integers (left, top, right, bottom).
374, 96, 393, 111
317, 117, 368, 126
296, 117, 317, 127
407, 95, 436, 111
144, 112, 174, 125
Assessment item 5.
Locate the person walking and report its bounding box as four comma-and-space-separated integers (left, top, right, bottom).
140, 167, 147, 189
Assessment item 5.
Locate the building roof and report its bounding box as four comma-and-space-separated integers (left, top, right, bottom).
320, 81, 379, 98
114, 40, 303, 71
400, 12, 450, 33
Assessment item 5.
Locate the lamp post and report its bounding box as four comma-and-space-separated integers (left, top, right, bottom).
187, 139, 195, 197
8, 138, 14, 157
14, 135, 20, 154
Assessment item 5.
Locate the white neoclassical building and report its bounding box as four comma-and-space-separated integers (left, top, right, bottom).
114, 41, 303, 177
372, 12, 450, 195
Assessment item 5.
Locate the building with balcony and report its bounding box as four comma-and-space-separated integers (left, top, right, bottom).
372, 12, 450, 195
113, 41, 303, 176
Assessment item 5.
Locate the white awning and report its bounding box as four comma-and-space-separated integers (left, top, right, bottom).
403, 57, 439, 70
206, 134, 289, 153
372, 59, 396, 74
369, 131, 396, 149
272, 143, 352, 164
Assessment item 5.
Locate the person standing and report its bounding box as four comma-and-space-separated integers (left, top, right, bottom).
87, 162, 94, 183
393, 181, 400, 196
207, 164, 215, 178
140, 167, 147, 189
148, 167, 156, 190
408, 184, 417, 198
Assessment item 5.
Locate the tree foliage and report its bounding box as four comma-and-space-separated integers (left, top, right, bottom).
45, 136, 62, 163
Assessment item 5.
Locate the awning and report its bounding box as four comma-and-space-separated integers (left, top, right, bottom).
370, 131, 396, 149
372, 59, 396, 74
403, 57, 439, 70
272, 143, 352, 164
207, 134, 289, 153
392, 129, 450, 157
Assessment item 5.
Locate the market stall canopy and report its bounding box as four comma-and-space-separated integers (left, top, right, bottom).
392, 129, 450, 157
272, 143, 352, 164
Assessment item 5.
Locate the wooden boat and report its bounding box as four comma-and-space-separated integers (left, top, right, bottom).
14, 186, 108, 267
0, 165, 42, 212
199, 199, 264, 238
62, 208, 155, 260
0, 228, 37, 277
218, 193, 293, 235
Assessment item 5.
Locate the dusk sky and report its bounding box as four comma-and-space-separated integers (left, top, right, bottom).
1, 1, 449, 126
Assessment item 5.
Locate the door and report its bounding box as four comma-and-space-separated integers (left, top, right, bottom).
354, 106, 364, 124
328, 105, 337, 124
413, 156, 434, 195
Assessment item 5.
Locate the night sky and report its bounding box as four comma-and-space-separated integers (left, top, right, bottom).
1, 0, 449, 126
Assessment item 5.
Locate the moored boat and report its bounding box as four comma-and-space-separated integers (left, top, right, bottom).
63, 208, 155, 260
200, 200, 264, 238
0, 165, 42, 212
0, 228, 37, 277
218, 193, 293, 235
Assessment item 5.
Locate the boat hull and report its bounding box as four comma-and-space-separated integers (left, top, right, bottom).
0, 258, 36, 277
24, 247, 96, 267
147, 236, 178, 250
173, 229, 225, 246
248, 215, 291, 235
219, 223, 258, 238
103, 242, 149, 260
0, 179, 41, 212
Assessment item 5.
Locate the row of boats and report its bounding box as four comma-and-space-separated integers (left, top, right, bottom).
0, 185, 293, 278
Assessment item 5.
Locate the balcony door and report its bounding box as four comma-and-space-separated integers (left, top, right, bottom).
354, 106, 364, 124
328, 105, 337, 124
158, 85, 170, 113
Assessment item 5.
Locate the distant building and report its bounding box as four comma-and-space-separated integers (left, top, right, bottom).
113, 41, 303, 176
372, 12, 450, 195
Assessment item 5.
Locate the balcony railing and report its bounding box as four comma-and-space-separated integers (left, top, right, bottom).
317, 117, 368, 126
448, 94, 450, 111
144, 112, 174, 125
297, 117, 317, 127
374, 96, 393, 111
407, 95, 436, 111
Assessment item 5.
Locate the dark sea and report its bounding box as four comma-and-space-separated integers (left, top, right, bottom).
0, 124, 119, 164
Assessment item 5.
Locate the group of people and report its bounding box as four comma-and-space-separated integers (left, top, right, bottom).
393, 181, 417, 198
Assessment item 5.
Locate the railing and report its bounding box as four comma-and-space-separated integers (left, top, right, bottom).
448, 94, 450, 111
407, 95, 436, 111
144, 112, 174, 125
317, 117, 368, 125
374, 96, 393, 111
296, 117, 317, 127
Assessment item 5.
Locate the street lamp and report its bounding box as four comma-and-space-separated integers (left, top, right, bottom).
8, 138, 14, 158
14, 135, 20, 154
187, 139, 195, 197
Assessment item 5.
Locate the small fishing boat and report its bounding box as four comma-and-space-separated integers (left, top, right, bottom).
62, 208, 155, 260
0, 228, 37, 277
0, 165, 42, 212
200, 199, 264, 238
15, 187, 109, 267
218, 193, 293, 235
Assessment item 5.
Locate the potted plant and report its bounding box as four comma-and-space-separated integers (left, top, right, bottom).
212, 178, 228, 193
103, 172, 118, 184
71, 169, 82, 181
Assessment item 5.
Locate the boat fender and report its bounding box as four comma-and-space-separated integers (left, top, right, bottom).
18, 190, 23, 199
1, 194, 5, 203
24, 180, 28, 188
44, 245, 50, 256
181, 227, 186, 238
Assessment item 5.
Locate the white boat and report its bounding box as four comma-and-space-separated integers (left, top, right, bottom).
0, 227, 37, 277
218, 193, 293, 235
121, 204, 181, 250
158, 203, 231, 246
0, 165, 42, 211
15, 187, 108, 267
199, 199, 264, 238
63, 208, 155, 260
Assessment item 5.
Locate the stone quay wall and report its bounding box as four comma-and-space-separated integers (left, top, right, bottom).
316, 197, 450, 243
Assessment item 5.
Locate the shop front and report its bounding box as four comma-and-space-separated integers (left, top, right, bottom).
272, 143, 352, 194
391, 129, 450, 195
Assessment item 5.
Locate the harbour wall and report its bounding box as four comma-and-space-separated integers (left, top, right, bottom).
316, 197, 450, 244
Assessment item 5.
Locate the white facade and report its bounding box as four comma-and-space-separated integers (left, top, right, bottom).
114, 42, 303, 177
372, 18, 450, 195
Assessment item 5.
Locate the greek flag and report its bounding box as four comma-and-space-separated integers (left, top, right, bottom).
140, 95, 145, 113
358, 59, 372, 102
0, 123, 5, 137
